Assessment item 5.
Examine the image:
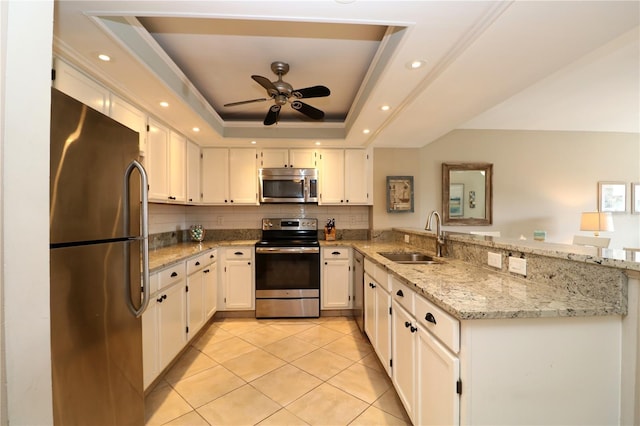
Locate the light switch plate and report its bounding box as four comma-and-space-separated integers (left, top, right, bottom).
509, 256, 527, 276
488, 252, 502, 268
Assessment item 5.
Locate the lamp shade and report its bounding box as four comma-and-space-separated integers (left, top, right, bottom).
580, 212, 614, 235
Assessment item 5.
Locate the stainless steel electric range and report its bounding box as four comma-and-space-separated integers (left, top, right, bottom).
255, 218, 320, 318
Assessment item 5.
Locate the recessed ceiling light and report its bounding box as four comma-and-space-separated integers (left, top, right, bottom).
250, 140, 257, 145
362, 129, 371, 134
192, 127, 200, 132
315, 141, 321, 146
380, 105, 391, 111
98, 54, 111, 62
407, 60, 426, 70
159, 101, 169, 108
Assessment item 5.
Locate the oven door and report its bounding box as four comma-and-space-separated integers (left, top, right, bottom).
255, 247, 320, 297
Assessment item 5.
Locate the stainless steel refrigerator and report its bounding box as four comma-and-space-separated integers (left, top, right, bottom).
49, 88, 150, 425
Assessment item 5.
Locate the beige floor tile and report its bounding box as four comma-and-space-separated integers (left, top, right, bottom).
328, 363, 391, 404
163, 347, 218, 385
145, 383, 193, 426
268, 321, 317, 336
287, 383, 369, 425
221, 347, 287, 381
251, 364, 322, 406
172, 364, 245, 408
238, 325, 291, 347
263, 335, 318, 362
215, 318, 267, 335
349, 405, 410, 426
358, 351, 387, 374
191, 325, 233, 351
257, 408, 310, 426
323, 334, 373, 361
162, 410, 210, 426
318, 317, 361, 335
291, 348, 355, 381
200, 335, 257, 363
197, 385, 281, 425
295, 324, 346, 346
372, 388, 412, 423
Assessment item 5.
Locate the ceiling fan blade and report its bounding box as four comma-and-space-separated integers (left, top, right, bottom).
291, 101, 324, 120
223, 98, 268, 107
293, 85, 330, 99
264, 105, 281, 125
252, 75, 278, 96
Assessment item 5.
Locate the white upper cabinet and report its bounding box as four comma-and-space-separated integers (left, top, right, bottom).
146, 119, 170, 201
201, 148, 229, 204
259, 149, 317, 168
109, 94, 147, 155
201, 148, 257, 205
52, 58, 109, 114
168, 132, 187, 203
186, 141, 201, 204
319, 149, 372, 205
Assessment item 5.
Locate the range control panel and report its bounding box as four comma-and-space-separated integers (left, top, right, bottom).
262, 218, 318, 231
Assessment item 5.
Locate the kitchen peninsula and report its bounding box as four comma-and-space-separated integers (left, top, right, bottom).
147, 228, 639, 425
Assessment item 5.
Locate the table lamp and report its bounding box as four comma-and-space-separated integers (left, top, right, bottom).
580, 212, 614, 237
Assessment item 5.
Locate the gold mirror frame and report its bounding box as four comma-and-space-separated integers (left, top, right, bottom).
442, 162, 493, 225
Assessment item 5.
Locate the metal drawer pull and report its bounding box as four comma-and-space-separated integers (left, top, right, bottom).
332, 251, 341, 255
405, 321, 411, 328
369, 282, 376, 288
203, 269, 210, 273
425, 312, 437, 324
396, 289, 404, 297
234, 251, 243, 255
170, 272, 178, 277
195, 261, 200, 266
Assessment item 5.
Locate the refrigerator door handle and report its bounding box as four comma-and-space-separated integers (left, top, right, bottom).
124, 160, 150, 318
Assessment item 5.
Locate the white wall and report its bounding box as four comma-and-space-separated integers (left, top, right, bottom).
0, 1, 54, 424
416, 129, 640, 248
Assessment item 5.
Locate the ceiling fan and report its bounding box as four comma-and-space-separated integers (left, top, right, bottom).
223, 61, 330, 126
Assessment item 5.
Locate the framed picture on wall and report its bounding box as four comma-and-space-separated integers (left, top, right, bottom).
632, 183, 640, 214
598, 181, 626, 213
387, 176, 414, 213
449, 183, 464, 217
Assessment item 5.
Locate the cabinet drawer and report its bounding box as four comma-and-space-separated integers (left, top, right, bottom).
365, 260, 389, 292
226, 248, 252, 260
323, 247, 349, 259
415, 294, 460, 354
148, 272, 159, 295
186, 253, 207, 275
391, 276, 414, 314
204, 249, 217, 264
158, 263, 186, 290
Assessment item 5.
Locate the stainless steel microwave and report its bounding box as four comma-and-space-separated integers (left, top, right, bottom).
259, 168, 318, 203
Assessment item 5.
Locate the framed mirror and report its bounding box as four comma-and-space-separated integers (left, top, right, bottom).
442, 162, 493, 225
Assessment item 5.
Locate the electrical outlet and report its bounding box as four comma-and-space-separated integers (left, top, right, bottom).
509, 256, 527, 276
487, 252, 502, 268
404, 234, 410, 243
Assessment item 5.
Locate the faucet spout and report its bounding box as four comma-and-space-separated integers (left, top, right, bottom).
425, 210, 444, 257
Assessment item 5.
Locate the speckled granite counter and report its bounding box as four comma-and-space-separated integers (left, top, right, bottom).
321, 239, 625, 321
150, 237, 626, 321
149, 240, 257, 272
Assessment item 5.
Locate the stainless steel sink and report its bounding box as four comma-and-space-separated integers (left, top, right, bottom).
378, 252, 443, 264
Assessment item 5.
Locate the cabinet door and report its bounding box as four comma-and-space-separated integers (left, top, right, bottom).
201, 148, 229, 204
110, 94, 146, 155
344, 149, 369, 204
146, 119, 170, 201
157, 281, 187, 370
319, 149, 345, 205
186, 141, 201, 204
187, 271, 205, 340
375, 288, 392, 376
53, 58, 109, 114
142, 297, 158, 389
259, 149, 289, 168
364, 272, 377, 343
289, 149, 317, 168
229, 148, 258, 204
204, 260, 217, 319
169, 132, 187, 202
392, 300, 416, 423
417, 329, 460, 426
224, 260, 254, 310
322, 259, 351, 309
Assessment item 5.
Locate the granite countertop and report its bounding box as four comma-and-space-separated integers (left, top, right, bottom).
149, 239, 624, 321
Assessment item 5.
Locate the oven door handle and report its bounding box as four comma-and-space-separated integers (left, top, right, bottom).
256, 247, 320, 254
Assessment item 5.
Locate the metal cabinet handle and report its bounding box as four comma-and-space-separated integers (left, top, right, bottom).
332, 251, 341, 255
425, 312, 437, 325
168, 196, 176, 200
411, 325, 417, 333
234, 251, 243, 256
203, 269, 210, 273
124, 160, 149, 318
396, 289, 404, 297
171, 272, 178, 277
405, 321, 411, 328
195, 261, 200, 266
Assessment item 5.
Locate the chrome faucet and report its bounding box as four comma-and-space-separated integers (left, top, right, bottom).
425, 210, 445, 257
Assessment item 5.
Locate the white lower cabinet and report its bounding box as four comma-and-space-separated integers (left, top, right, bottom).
222, 247, 254, 310
203, 251, 218, 319
321, 247, 352, 309
186, 254, 207, 340
157, 279, 187, 370
391, 280, 417, 423
364, 259, 391, 376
